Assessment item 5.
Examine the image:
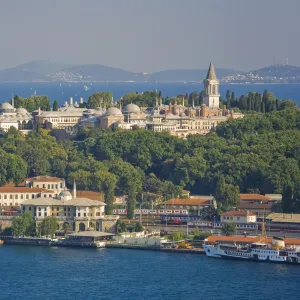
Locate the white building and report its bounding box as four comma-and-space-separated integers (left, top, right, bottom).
220, 211, 257, 224
21, 183, 107, 232
0, 187, 57, 207
0, 102, 33, 134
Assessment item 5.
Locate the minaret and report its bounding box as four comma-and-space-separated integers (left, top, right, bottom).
203, 62, 220, 108
11, 96, 14, 108
73, 179, 77, 199
182, 97, 185, 107
156, 97, 158, 107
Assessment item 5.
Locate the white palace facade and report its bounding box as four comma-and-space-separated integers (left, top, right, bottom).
0, 63, 243, 137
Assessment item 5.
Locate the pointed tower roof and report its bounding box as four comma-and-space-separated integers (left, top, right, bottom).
206, 62, 217, 80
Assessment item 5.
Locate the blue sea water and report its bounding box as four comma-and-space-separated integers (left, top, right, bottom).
0, 82, 300, 106
0, 245, 298, 300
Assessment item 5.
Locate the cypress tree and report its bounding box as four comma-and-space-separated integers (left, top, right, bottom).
261, 101, 265, 113
52, 100, 59, 111
226, 90, 230, 108
230, 92, 235, 108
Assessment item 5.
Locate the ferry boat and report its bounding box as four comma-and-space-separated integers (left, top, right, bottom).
203, 237, 300, 264
203, 213, 300, 264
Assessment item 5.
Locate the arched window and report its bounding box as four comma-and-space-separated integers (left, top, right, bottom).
212, 85, 216, 94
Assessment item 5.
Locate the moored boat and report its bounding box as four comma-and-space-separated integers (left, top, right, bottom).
203, 237, 300, 264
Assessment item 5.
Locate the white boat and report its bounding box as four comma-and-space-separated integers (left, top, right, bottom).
203, 237, 300, 264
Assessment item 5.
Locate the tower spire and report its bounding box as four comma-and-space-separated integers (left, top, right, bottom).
206, 62, 217, 80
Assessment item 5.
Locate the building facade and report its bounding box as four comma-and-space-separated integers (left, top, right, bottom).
220, 211, 257, 224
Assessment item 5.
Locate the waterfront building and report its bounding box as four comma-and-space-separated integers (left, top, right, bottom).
0, 187, 57, 207
220, 211, 257, 224
24, 176, 66, 190
161, 196, 217, 210
0, 101, 33, 134
237, 194, 281, 217
21, 182, 118, 232
266, 213, 300, 229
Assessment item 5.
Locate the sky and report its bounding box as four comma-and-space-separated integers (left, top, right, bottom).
0, 0, 299, 73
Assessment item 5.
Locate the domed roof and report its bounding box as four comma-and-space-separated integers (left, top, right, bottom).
123, 103, 141, 113
0, 102, 14, 109
16, 107, 28, 114
105, 107, 123, 116
59, 190, 72, 198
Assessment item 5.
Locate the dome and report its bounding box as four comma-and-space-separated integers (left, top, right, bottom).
105, 107, 123, 116
0, 102, 14, 109
59, 190, 72, 201
16, 107, 28, 114
0, 102, 14, 111
123, 103, 141, 113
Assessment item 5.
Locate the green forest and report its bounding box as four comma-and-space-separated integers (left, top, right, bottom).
1, 103, 300, 217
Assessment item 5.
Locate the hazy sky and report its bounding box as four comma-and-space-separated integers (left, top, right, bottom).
0, 0, 299, 72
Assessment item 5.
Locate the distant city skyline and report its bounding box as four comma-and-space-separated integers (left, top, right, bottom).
0, 0, 299, 72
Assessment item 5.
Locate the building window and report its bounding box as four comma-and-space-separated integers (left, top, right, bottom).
39, 212, 41, 217
78, 213, 81, 217
21, 195, 23, 199
10, 195, 13, 199
64, 207, 66, 211
32, 194, 34, 199
84, 213, 86, 217
44, 213, 47, 217
64, 213, 66, 216
4, 195, 7, 200
56, 213, 59, 216
57, 207, 59, 211
15, 195, 18, 199
29, 207, 32, 211
26, 194, 29, 199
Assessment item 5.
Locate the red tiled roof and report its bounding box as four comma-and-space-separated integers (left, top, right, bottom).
162, 198, 213, 206
221, 210, 256, 217
25, 176, 63, 183
240, 194, 272, 201
0, 187, 55, 193
76, 190, 104, 201
237, 203, 274, 210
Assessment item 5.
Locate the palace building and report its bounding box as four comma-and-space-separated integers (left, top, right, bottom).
0, 101, 33, 134
21, 181, 119, 232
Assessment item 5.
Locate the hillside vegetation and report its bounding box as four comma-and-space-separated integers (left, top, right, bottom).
1, 108, 300, 217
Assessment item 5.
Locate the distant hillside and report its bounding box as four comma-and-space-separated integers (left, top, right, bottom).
223, 64, 300, 83
48, 64, 144, 82
150, 68, 240, 82
0, 60, 70, 82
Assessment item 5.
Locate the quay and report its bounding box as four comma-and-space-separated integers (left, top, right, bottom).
106, 243, 205, 254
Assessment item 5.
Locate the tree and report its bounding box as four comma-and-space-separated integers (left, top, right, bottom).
226, 90, 231, 109
11, 211, 34, 237
116, 220, 127, 233
40, 217, 58, 238
134, 222, 144, 232
222, 223, 236, 236
215, 175, 240, 209
52, 100, 59, 111
87, 92, 113, 109
169, 231, 184, 241
192, 226, 200, 238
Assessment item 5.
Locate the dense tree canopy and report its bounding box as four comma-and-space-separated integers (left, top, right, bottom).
1, 103, 300, 216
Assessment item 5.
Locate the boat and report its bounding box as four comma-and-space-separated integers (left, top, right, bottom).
203, 217, 300, 264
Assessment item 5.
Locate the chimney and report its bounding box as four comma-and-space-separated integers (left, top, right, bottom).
80, 97, 84, 104
70, 97, 73, 105
73, 179, 77, 199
